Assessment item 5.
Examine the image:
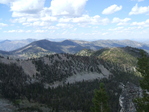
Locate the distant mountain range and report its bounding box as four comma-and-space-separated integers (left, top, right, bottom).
0, 39, 149, 58
0, 39, 36, 51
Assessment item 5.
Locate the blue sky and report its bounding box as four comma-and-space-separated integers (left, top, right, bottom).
0, 0, 149, 41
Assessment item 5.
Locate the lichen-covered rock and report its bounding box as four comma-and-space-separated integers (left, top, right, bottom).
119, 82, 141, 112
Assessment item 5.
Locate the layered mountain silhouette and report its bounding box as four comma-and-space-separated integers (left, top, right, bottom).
0, 39, 148, 59
0, 39, 36, 51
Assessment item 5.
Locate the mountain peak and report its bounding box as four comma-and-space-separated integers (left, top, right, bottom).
61, 39, 78, 46
0, 40, 11, 43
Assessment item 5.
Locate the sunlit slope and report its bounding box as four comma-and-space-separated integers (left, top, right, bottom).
77, 47, 142, 67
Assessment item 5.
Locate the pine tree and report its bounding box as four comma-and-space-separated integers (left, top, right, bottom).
135, 50, 149, 112
91, 83, 110, 112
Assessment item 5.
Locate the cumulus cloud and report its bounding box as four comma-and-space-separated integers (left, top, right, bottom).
129, 4, 149, 15
41, 16, 57, 22
112, 17, 131, 25
90, 15, 109, 25
58, 15, 109, 25
4, 30, 34, 33
72, 15, 90, 23
59, 18, 72, 22
0, 23, 8, 26
131, 19, 149, 27
34, 30, 47, 33
5, 29, 25, 33
56, 23, 73, 28
102, 4, 122, 15
10, 0, 45, 14
23, 21, 51, 27
50, 0, 88, 17
109, 27, 124, 31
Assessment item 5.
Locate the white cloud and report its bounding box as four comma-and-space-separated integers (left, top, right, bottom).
0, 23, 8, 26
11, 13, 57, 27
50, 0, 88, 17
62, 30, 68, 35
5, 29, 25, 33
131, 22, 145, 26
129, 4, 149, 15
26, 30, 31, 33
124, 27, 143, 31
44, 26, 59, 30
59, 18, 72, 23
90, 15, 109, 25
11, 7, 51, 18
56, 23, 73, 28
112, 17, 131, 25
11, 17, 27, 23
102, 4, 122, 15
8, 0, 109, 28
131, 19, 149, 27
0, 0, 16, 4
23, 21, 51, 27
4, 30, 33, 33
41, 16, 57, 22
17, 29, 24, 33
10, 5, 56, 27
34, 30, 47, 33
102, 32, 108, 35
58, 15, 109, 25
27, 18, 40, 22
7, 30, 16, 33
72, 15, 90, 23
11, 0, 45, 14
109, 27, 124, 31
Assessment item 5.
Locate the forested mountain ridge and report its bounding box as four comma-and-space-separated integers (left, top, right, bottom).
0, 39, 149, 59
0, 47, 145, 112
9, 39, 101, 59
76, 47, 140, 67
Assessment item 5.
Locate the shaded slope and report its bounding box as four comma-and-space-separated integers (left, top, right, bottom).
11, 39, 60, 54
9, 39, 97, 58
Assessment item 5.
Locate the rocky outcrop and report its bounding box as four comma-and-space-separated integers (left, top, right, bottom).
119, 82, 141, 112
0, 98, 16, 112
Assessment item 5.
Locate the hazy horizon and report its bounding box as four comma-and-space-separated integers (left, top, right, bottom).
0, 38, 149, 44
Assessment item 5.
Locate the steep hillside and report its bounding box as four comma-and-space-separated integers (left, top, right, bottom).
0, 46, 143, 112
75, 49, 94, 56
77, 47, 142, 72
0, 50, 10, 55
11, 39, 58, 54
96, 47, 140, 66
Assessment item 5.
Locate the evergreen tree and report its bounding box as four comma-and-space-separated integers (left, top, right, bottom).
135, 50, 149, 112
91, 83, 110, 112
